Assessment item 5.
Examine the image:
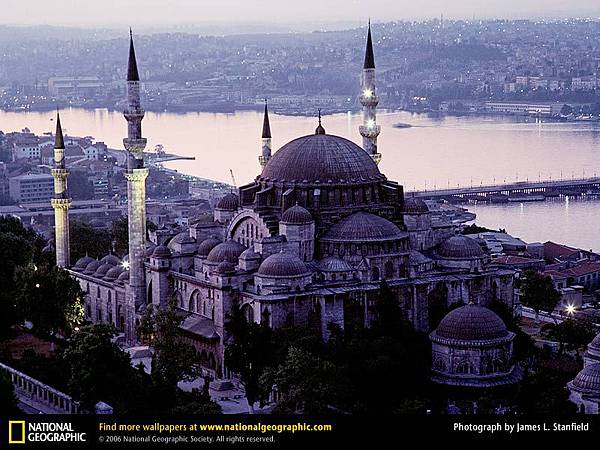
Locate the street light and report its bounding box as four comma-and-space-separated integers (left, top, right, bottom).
565, 304, 576, 315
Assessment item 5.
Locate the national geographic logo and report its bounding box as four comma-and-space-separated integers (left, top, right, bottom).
8, 421, 87, 444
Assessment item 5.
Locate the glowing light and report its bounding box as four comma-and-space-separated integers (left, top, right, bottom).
35, 283, 40, 288
122, 261, 130, 270
366, 119, 375, 129
363, 89, 373, 98
565, 304, 576, 315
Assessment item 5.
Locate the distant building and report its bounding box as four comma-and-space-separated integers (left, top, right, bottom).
48, 76, 104, 99
9, 173, 54, 203
12, 136, 40, 161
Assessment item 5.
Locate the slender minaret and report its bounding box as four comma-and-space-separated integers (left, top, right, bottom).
123, 29, 148, 319
51, 109, 71, 267
258, 99, 272, 168
359, 21, 381, 165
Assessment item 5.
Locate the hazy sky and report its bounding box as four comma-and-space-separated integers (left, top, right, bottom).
1, 0, 599, 27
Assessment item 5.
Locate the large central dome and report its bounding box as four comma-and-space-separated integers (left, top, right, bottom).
260, 134, 383, 184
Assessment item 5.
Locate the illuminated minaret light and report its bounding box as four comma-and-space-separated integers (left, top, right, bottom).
258, 99, 272, 168
51, 109, 71, 268
123, 29, 148, 335
359, 20, 381, 165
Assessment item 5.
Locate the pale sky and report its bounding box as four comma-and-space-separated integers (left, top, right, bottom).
1, 0, 599, 27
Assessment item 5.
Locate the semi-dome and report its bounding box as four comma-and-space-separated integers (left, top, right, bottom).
571, 363, 600, 393
83, 259, 101, 275
198, 237, 221, 257
281, 204, 313, 224
322, 211, 406, 242
100, 254, 121, 266
261, 134, 383, 185
318, 257, 353, 272
217, 261, 236, 274
409, 250, 432, 265
240, 248, 261, 260
206, 240, 246, 264
403, 197, 429, 214
73, 255, 94, 271
152, 245, 172, 259
94, 263, 113, 279
258, 252, 309, 277
434, 304, 509, 341
168, 232, 195, 248
104, 265, 124, 281
437, 235, 485, 259
216, 193, 239, 211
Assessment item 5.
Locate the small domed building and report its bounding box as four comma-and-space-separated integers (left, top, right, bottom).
430, 304, 521, 387
568, 363, 600, 414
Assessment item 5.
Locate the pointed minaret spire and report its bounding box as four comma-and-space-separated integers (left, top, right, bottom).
359, 21, 381, 164
315, 108, 326, 135
364, 19, 375, 69
259, 99, 272, 168
51, 108, 71, 268
54, 108, 64, 151
127, 28, 140, 82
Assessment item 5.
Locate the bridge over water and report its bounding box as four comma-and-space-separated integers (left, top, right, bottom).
409, 177, 600, 202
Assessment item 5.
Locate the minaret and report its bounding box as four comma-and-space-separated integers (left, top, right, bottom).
359, 21, 381, 165
123, 29, 148, 324
51, 109, 71, 268
258, 99, 272, 168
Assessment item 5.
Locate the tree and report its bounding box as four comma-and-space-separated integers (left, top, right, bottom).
137, 299, 200, 398
0, 368, 19, 414
68, 171, 94, 200
547, 318, 596, 354
262, 346, 337, 414
63, 324, 149, 413
519, 270, 561, 321
110, 216, 157, 257
225, 306, 275, 413
371, 280, 404, 338
69, 220, 111, 262
14, 263, 84, 337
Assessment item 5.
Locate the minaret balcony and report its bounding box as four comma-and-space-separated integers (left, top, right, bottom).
51, 198, 72, 209
359, 95, 379, 107
51, 168, 69, 178
123, 137, 147, 154
258, 155, 270, 167
359, 124, 381, 139
370, 153, 382, 165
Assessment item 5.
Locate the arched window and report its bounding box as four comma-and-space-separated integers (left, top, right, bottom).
434, 358, 447, 372
241, 303, 254, 323
456, 361, 473, 374
261, 308, 271, 327
371, 266, 380, 281
384, 261, 394, 280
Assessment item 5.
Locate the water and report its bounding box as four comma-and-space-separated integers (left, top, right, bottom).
2, 108, 600, 249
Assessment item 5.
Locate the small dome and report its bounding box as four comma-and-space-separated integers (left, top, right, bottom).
435, 304, 509, 341
216, 193, 239, 211
83, 259, 101, 275
240, 248, 261, 260
104, 265, 124, 281
198, 237, 221, 257
152, 245, 172, 259
258, 252, 309, 277
94, 263, 113, 279
318, 257, 353, 272
217, 261, 236, 274
590, 333, 600, 351
167, 232, 195, 249
322, 212, 407, 242
437, 235, 485, 259
571, 363, 600, 393
145, 241, 157, 257
74, 255, 94, 270
281, 204, 313, 224
100, 254, 121, 266
206, 240, 246, 264
117, 270, 130, 283
403, 197, 429, 214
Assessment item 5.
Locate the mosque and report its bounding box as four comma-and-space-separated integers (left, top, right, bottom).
52, 25, 517, 382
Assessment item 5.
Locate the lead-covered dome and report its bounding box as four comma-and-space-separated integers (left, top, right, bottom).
216, 193, 239, 211
438, 235, 485, 259
206, 240, 246, 264
403, 197, 429, 214
322, 211, 406, 242
261, 134, 383, 184
83, 259, 101, 275
434, 304, 509, 341
258, 252, 309, 277
104, 265, 124, 282
152, 245, 172, 259
198, 237, 221, 257
281, 204, 313, 224
318, 257, 353, 272
571, 363, 600, 393
73, 255, 94, 271
100, 254, 121, 266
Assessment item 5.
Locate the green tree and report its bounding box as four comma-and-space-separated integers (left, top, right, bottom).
547, 318, 596, 354
68, 171, 94, 200
137, 299, 200, 400
0, 368, 19, 414
225, 306, 275, 413
262, 346, 338, 414
69, 220, 111, 262
14, 264, 84, 337
519, 270, 561, 321
110, 216, 157, 257
63, 324, 148, 413
514, 369, 577, 415
170, 387, 222, 414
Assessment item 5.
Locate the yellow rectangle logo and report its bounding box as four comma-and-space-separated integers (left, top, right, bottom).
8, 421, 25, 444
